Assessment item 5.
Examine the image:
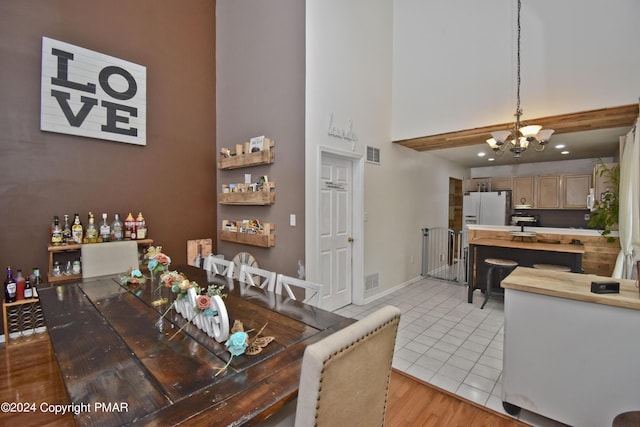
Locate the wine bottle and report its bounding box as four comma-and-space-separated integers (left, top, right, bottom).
100, 213, 111, 242
51, 216, 63, 246
24, 276, 32, 299
85, 212, 98, 243
62, 214, 72, 244
32, 268, 41, 299
71, 213, 84, 244
111, 213, 124, 241
15, 269, 25, 300
4, 267, 16, 303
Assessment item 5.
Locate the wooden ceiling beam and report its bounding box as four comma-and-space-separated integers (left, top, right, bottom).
394, 104, 639, 152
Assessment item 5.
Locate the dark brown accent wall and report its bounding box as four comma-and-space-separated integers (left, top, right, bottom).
0, 1, 217, 277
216, 1, 306, 277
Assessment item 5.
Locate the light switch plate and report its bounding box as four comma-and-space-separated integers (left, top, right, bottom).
290, 214, 296, 226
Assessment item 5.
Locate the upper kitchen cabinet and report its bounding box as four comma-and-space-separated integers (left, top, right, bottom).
536, 175, 561, 209
513, 176, 535, 208
490, 177, 512, 191
562, 174, 592, 209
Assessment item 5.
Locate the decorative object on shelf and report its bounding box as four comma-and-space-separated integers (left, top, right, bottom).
215, 320, 274, 376
145, 246, 171, 273
218, 138, 275, 170
588, 161, 620, 242
485, 0, 554, 159
221, 220, 275, 247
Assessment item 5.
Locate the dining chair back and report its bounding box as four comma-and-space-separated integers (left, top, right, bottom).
239, 264, 276, 291
275, 274, 323, 308
256, 305, 401, 427
81, 241, 139, 278
203, 255, 235, 279
295, 304, 400, 426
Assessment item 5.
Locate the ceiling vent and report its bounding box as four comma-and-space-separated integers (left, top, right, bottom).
366, 146, 380, 165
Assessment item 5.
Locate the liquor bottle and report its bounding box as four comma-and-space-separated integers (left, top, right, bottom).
62, 214, 73, 244
4, 267, 16, 303
85, 212, 98, 243
111, 213, 124, 241
15, 269, 26, 300
100, 213, 111, 242
135, 212, 146, 239
23, 276, 32, 299
71, 213, 84, 244
51, 216, 63, 246
32, 268, 41, 298
124, 213, 135, 240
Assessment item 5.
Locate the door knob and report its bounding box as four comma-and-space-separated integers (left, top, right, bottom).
347, 237, 354, 243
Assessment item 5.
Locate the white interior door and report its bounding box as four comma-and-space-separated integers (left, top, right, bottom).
319, 153, 353, 311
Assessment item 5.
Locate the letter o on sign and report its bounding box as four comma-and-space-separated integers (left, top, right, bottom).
99, 66, 137, 100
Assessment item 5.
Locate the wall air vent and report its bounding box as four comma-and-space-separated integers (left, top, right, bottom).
366, 146, 380, 165
365, 273, 379, 291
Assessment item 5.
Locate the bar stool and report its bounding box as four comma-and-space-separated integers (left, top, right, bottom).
483, 258, 518, 309
532, 264, 571, 272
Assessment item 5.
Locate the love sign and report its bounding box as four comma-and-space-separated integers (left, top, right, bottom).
40, 37, 146, 145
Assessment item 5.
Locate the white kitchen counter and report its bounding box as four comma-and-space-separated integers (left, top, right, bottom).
501, 267, 639, 427
466, 224, 618, 238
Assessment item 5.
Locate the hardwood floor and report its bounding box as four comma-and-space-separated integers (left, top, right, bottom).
386, 369, 529, 427
1, 333, 73, 426
1, 333, 528, 426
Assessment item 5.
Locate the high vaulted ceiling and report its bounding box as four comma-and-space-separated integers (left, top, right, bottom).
393, 104, 638, 168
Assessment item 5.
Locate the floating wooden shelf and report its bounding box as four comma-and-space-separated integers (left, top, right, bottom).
47, 239, 154, 283
219, 182, 275, 205
218, 138, 275, 170
219, 230, 276, 248
219, 222, 275, 248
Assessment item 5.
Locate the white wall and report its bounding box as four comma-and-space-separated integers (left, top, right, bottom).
392, 0, 640, 140
306, 0, 468, 301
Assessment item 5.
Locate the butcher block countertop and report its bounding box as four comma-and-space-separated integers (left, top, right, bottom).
469, 238, 585, 254
502, 267, 640, 310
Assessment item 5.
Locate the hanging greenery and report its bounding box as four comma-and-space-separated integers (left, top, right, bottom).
588, 161, 620, 243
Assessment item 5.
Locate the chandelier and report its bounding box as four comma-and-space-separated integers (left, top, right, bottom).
486, 0, 554, 159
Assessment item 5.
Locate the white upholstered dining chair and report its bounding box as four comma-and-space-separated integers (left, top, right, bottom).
203, 254, 235, 279
81, 240, 139, 278
275, 274, 323, 308
239, 264, 276, 291
258, 305, 401, 427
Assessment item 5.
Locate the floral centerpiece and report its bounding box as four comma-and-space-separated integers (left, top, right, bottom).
215, 320, 274, 376
146, 246, 171, 273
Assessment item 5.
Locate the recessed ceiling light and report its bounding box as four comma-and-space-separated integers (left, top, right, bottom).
488, 158, 495, 162
561, 150, 570, 155
477, 152, 486, 157
555, 144, 565, 149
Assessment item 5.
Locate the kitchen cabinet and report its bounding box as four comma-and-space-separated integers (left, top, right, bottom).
463, 177, 491, 192
512, 176, 535, 208
490, 177, 512, 191
536, 175, 561, 209
562, 174, 591, 209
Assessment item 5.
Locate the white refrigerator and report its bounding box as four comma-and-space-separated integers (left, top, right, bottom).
463, 191, 511, 226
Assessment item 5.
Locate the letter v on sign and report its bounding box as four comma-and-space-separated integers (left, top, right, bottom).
50, 90, 98, 127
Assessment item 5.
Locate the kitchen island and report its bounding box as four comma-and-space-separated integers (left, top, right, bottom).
466, 237, 585, 303
501, 267, 640, 427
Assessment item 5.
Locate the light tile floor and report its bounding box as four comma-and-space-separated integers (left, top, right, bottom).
333, 278, 568, 427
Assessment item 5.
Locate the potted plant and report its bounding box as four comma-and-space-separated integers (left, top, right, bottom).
588, 162, 620, 243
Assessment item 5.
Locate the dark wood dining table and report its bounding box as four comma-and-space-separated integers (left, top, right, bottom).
38, 264, 353, 426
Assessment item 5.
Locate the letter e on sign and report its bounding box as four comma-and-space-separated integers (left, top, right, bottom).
40, 37, 147, 146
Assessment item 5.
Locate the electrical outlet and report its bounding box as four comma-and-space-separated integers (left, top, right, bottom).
439, 254, 444, 262
584, 213, 590, 221
410, 255, 414, 264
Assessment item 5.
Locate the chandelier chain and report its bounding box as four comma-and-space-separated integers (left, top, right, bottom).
516, 0, 522, 125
